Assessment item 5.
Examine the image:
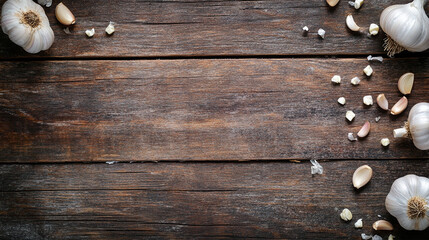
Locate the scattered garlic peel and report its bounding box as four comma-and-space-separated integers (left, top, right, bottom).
397, 72, 414, 95
310, 159, 323, 175
357, 121, 370, 138
376, 94, 389, 110
373, 220, 394, 230
390, 96, 408, 115
346, 15, 361, 32
348, 133, 357, 142
353, 165, 373, 189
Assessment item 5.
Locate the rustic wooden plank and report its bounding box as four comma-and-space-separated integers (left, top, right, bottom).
1, 0, 426, 58
1, 160, 428, 239
1, 58, 429, 162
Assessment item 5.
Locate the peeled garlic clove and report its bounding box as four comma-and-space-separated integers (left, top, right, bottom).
354, 218, 363, 228
369, 23, 379, 35
85, 28, 95, 38
381, 138, 390, 147
390, 96, 408, 115
352, 165, 373, 189
363, 95, 373, 106
331, 75, 341, 84
357, 121, 370, 138
346, 110, 355, 122
376, 94, 389, 110
318, 28, 326, 39
363, 65, 373, 76
351, 77, 361, 85
105, 21, 115, 35
340, 208, 353, 221
373, 220, 394, 230
397, 72, 414, 95
338, 97, 346, 105
326, 0, 340, 7
354, 0, 364, 9
346, 15, 361, 32
55, 2, 75, 26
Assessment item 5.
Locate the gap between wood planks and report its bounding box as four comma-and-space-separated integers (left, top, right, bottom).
0, 52, 427, 62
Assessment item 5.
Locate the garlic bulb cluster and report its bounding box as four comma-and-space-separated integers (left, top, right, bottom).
1, 0, 54, 53
380, 0, 429, 56
393, 102, 429, 150
385, 174, 429, 230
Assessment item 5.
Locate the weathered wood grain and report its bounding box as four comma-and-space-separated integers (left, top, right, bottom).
1, 160, 428, 239
1, 58, 429, 162
0, 0, 427, 58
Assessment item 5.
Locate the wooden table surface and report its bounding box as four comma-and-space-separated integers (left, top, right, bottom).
1, 0, 428, 239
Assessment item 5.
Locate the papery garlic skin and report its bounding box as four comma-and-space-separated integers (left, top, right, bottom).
394, 102, 429, 150
385, 174, 429, 230
380, 0, 429, 56
1, 0, 54, 53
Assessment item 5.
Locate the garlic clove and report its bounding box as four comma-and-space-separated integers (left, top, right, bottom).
354, 0, 364, 9
390, 96, 408, 115
85, 28, 95, 38
363, 65, 373, 76
381, 138, 390, 147
357, 121, 370, 138
331, 75, 341, 84
351, 77, 361, 85
105, 21, 115, 35
346, 15, 361, 32
318, 28, 326, 39
326, 0, 340, 7
376, 94, 389, 110
369, 23, 379, 35
397, 72, 414, 95
338, 97, 346, 105
55, 2, 76, 26
363, 95, 373, 106
340, 208, 353, 221
354, 218, 363, 228
373, 220, 394, 231
352, 165, 373, 189
346, 110, 355, 122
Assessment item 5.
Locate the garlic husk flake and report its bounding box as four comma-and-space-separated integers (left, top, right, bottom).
1, 0, 54, 53
385, 174, 429, 230
380, 0, 429, 56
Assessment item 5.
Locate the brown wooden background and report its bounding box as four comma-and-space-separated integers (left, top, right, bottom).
1, 0, 428, 239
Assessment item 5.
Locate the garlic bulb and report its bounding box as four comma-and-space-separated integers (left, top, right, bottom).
1, 0, 54, 53
393, 102, 429, 150
385, 174, 429, 230
380, 0, 429, 56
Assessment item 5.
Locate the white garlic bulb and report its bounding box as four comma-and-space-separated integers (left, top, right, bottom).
1, 0, 54, 53
380, 0, 429, 56
385, 174, 429, 230
393, 102, 429, 150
